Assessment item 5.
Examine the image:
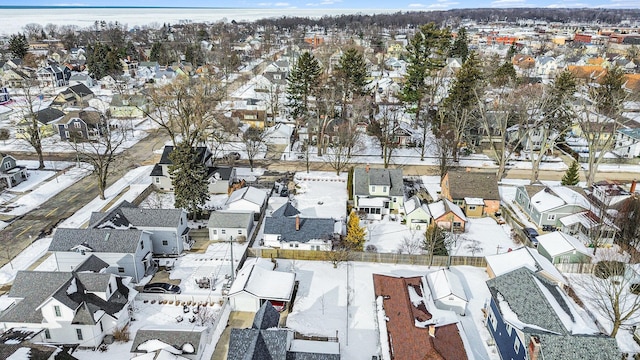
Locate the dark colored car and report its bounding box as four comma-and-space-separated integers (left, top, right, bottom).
523, 227, 539, 246
225, 152, 241, 160
143, 282, 182, 294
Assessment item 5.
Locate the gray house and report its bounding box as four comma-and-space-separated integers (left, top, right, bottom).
0, 154, 28, 190
352, 166, 404, 220
514, 185, 591, 228
89, 200, 191, 254
263, 214, 336, 251
57, 109, 106, 141
207, 211, 254, 241
49, 228, 154, 282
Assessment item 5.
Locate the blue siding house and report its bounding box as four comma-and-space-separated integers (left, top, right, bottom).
484, 267, 619, 360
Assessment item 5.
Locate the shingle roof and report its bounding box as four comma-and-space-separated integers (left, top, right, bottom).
34, 107, 65, 125
90, 201, 185, 229
228, 328, 287, 360
130, 327, 206, 354
446, 169, 499, 200
0, 271, 72, 323
263, 217, 335, 243
486, 267, 619, 359
158, 146, 211, 165
207, 211, 253, 229
252, 301, 280, 330
272, 202, 300, 218
49, 228, 143, 253
353, 167, 403, 197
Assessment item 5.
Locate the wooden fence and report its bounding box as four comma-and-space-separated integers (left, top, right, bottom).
247, 248, 487, 268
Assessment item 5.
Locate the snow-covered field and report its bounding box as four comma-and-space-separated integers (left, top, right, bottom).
283, 259, 500, 360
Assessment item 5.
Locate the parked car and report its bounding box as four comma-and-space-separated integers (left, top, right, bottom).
225, 152, 241, 160
143, 282, 182, 294
523, 227, 539, 246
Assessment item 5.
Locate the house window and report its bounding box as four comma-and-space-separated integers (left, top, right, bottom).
488, 308, 497, 330
44, 329, 51, 339
162, 240, 169, 246
383, 186, 387, 192
238, 229, 242, 234
468, 205, 476, 210
514, 338, 520, 354
453, 222, 462, 228
100, 321, 103, 332
118, 267, 125, 273
289, 244, 294, 248
393, 197, 397, 203
506, 323, 512, 335
3, 162, 10, 169
221, 229, 226, 234
53, 305, 61, 317
140, 241, 144, 250
76, 329, 83, 341
547, 214, 556, 221
295, 244, 299, 248
108, 283, 112, 293
74, 122, 81, 129
155, 177, 160, 184
213, 230, 217, 234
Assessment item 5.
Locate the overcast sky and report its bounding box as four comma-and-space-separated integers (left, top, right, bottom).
7, 0, 640, 10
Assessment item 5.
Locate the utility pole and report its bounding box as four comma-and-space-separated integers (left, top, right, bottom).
229, 236, 235, 282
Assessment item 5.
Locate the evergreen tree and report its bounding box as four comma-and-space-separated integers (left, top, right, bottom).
400, 23, 451, 161
543, 69, 576, 132
8, 33, 29, 59
86, 43, 122, 80
345, 210, 366, 251
561, 160, 580, 186
335, 47, 369, 104
448, 27, 469, 62
287, 51, 321, 119
492, 61, 517, 87
595, 66, 626, 118
443, 51, 483, 111
169, 143, 209, 219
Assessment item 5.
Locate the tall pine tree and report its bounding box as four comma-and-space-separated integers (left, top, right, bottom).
448, 27, 469, 62
335, 47, 369, 105
561, 160, 580, 186
345, 210, 366, 251
169, 143, 209, 219
8, 33, 29, 59
287, 51, 321, 119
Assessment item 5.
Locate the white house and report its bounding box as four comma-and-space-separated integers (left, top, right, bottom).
225, 186, 268, 220
613, 128, 640, 158
0, 271, 134, 348
130, 327, 209, 360
485, 247, 566, 286
49, 228, 154, 283
207, 211, 254, 241
403, 196, 432, 230
228, 258, 296, 312
425, 269, 468, 315
263, 214, 337, 251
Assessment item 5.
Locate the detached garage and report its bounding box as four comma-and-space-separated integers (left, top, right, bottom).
425, 269, 468, 315
228, 258, 296, 312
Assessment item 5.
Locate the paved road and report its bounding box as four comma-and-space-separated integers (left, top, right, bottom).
0, 131, 169, 269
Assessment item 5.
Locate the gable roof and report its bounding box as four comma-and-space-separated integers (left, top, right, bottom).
227, 186, 268, 207
158, 145, 212, 166
207, 211, 253, 229
353, 167, 403, 197
372, 274, 468, 360
228, 259, 296, 301
62, 83, 93, 97
74, 254, 109, 273
428, 199, 467, 222
89, 200, 185, 229
485, 247, 565, 285
445, 170, 499, 200
263, 216, 335, 243
228, 328, 287, 360
252, 301, 280, 330
486, 267, 619, 359
426, 269, 468, 302
49, 228, 143, 253
131, 327, 207, 354
272, 202, 301, 217
537, 231, 592, 258
34, 107, 65, 125
60, 109, 103, 125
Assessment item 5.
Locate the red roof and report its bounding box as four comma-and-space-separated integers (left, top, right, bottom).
372, 274, 468, 360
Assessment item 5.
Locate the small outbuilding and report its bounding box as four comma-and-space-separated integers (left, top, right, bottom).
227, 258, 295, 312
425, 269, 468, 315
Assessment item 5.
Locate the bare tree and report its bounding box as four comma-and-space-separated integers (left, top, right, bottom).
324, 123, 360, 175
69, 123, 127, 200
241, 126, 268, 172
13, 78, 47, 169
369, 102, 402, 169
144, 76, 224, 147
397, 231, 424, 255
431, 123, 456, 180
571, 255, 640, 337
326, 247, 351, 269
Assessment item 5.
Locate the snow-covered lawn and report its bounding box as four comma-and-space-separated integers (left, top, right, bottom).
456, 217, 518, 257
282, 259, 499, 360
0, 237, 52, 285
566, 273, 640, 356
293, 171, 348, 220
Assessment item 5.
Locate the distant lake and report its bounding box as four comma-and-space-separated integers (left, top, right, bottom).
0, 6, 400, 35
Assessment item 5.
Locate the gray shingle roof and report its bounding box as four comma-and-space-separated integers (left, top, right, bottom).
73, 254, 109, 273
486, 267, 619, 359
158, 145, 211, 165
49, 228, 143, 253
272, 202, 300, 218
263, 217, 335, 243
131, 327, 207, 354
35, 107, 65, 125
228, 328, 287, 360
208, 211, 253, 229
353, 167, 403, 197
287, 352, 341, 360
252, 301, 280, 330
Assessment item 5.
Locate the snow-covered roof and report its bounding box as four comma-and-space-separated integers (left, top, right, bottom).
359, 197, 386, 207
485, 247, 565, 284
226, 186, 267, 207
228, 258, 295, 301
530, 190, 566, 212
428, 199, 466, 221
426, 269, 468, 302
537, 231, 592, 257
550, 186, 591, 209
464, 197, 484, 206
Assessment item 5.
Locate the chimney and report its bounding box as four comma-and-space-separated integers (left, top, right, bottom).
528, 336, 541, 360
295, 215, 300, 231
366, 163, 370, 173
428, 325, 436, 338
631, 180, 637, 194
